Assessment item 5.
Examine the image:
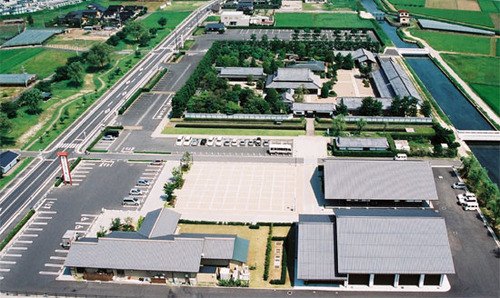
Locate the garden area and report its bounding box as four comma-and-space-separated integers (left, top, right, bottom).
441, 53, 500, 115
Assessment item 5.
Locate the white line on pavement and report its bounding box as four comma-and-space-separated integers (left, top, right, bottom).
0, 261, 16, 265
0, 269, 10, 272
3, 254, 22, 257
45, 263, 63, 268
50, 256, 66, 260
55, 250, 69, 254
39, 271, 59, 275
15, 240, 33, 244
27, 228, 43, 232
8, 247, 27, 251
21, 234, 38, 237
38, 211, 57, 214
36, 217, 52, 220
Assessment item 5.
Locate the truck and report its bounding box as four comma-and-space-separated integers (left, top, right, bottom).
61, 230, 80, 249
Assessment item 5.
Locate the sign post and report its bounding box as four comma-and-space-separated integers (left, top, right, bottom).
57, 152, 72, 185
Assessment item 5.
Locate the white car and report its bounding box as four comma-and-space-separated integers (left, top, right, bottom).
175, 136, 183, 146
129, 188, 143, 195
394, 153, 407, 160
102, 135, 114, 141
457, 192, 477, 205
215, 136, 223, 147
231, 139, 238, 146
462, 201, 479, 211
183, 136, 192, 146
207, 137, 215, 146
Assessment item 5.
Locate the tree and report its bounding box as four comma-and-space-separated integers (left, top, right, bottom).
1, 101, 18, 119
360, 97, 382, 116
293, 86, 308, 103
356, 117, 367, 132
19, 89, 43, 114
181, 151, 192, 171
87, 43, 113, 67
110, 218, 121, 231
106, 34, 121, 46
54, 65, 69, 82
0, 113, 12, 138
158, 17, 167, 28
27, 15, 33, 26
67, 61, 85, 86
171, 166, 184, 186
138, 32, 151, 47
336, 102, 348, 116
421, 100, 432, 117
391, 95, 403, 116
321, 84, 329, 98
342, 53, 354, 70
403, 96, 419, 117
332, 115, 346, 136
359, 63, 372, 78
124, 20, 147, 41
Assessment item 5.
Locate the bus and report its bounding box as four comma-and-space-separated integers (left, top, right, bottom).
268, 143, 292, 155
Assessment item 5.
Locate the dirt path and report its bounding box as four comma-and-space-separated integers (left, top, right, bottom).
18, 74, 96, 148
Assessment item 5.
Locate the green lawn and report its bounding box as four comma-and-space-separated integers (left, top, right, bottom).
389, 0, 425, 6
497, 38, 500, 56
274, 13, 374, 28
478, 0, 499, 13
0, 48, 75, 79
140, 11, 191, 49
442, 54, 500, 115
45, 35, 101, 48
404, 7, 495, 28
0, 157, 34, 191
163, 127, 306, 136
409, 29, 492, 55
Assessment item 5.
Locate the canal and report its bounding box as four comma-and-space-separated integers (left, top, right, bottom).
360, 0, 499, 185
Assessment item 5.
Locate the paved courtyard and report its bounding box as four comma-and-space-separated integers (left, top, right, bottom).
175, 162, 299, 222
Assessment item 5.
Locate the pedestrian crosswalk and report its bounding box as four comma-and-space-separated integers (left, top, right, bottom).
58, 143, 78, 149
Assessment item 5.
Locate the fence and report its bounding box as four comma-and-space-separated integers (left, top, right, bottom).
184, 113, 293, 120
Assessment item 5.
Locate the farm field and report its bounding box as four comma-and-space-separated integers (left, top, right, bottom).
409, 29, 493, 55
0, 48, 75, 78
274, 13, 374, 28
442, 53, 500, 115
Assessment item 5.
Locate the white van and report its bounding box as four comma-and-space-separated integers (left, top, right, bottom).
462, 201, 479, 211
394, 153, 408, 161
122, 197, 141, 206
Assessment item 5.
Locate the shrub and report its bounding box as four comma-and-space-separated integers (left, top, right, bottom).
263, 224, 273, 281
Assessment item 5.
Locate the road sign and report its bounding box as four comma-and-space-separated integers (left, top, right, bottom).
57, 152, 72, 185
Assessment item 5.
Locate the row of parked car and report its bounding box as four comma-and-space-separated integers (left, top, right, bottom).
122, 178, 151, 206
452, 181, 478, 211
175, 136, 269, 147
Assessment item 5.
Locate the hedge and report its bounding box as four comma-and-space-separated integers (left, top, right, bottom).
183, 118, 304, 123
174, 123, 305, 130
118, 88, 144, 115
269, 247, 287, 285
332, 147, 395, 157
263, 224, 273, 281
0, 209, 35, 251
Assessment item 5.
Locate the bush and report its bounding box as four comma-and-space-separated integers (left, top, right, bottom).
263, 224, 273, 281
249, 224, 260, 229
218, 279, 249, 287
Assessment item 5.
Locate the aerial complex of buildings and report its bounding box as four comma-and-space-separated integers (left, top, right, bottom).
0, 0, 498, 297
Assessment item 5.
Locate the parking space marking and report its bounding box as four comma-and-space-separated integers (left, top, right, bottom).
55, 249, 69, 254
31, 222, 47, 226
3, 254, 22, 257
121, 147, 135, 153
39, 211, 57, 214
0, 261, 16, 265
15, 240, 33, 244
39, 271, 59, 275
45, 263, 63, 268
37, 216, 52, 220
21, 234, 38, 237
27, 227, 43, 232
50, 256, 66, 260
0, 269, 10, 272
9, 247, 27, 251
74, 222, 92, 225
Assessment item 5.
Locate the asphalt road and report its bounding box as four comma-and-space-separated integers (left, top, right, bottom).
0, 0, 219, 238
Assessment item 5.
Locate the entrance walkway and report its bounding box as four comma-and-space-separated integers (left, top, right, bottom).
306, 118, 315, 136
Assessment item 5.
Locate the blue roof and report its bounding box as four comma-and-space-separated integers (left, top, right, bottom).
0, 151, 19, 168
232, 237, 250, 263
205, 23, 225, 29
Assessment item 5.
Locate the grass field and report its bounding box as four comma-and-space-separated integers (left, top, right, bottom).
390, 0, 425, 6
409, 29, 492, 55
163, 127, 306, 136
478, 0, 499, 12
497, 38, 500, 56
404, 7, 495, 28
442, 53, 500, 115
45, 35, 102, 48
274, 13, 374, 28
0, 48, 75, 79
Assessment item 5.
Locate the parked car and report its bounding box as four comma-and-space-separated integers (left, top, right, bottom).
247, 139, 254, 146
105, 130, 119, 138
263, 139, 269, 146
200, 138, 207, 146
129, 188, 143, 195
231, 139, 238, 146
255, 137, 262, 146
394, 153, 407, 161
462, 201, 479, 211
191, 138, 199, 146
175, 136, 184, 146
215, 136, 223, 147
240, 139, 246, 146
224, 138, 231, 146
122, 197, 141, 206
452, 182, 467, 189
207, 137, 215, 146
457, 192, 477, 205
183, 136, 192, 146
150, 159, 163, 165
102, 135, 114, 141
136, 179, 150, 186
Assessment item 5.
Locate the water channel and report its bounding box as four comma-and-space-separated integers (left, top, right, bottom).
360, 0, 499, 185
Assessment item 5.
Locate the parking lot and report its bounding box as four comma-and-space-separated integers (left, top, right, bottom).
175, 162, 298, 221
431, 167, 499, 297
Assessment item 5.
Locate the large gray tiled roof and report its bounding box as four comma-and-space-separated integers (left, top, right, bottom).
0, 74, 36, 85
292, 102, 335, 112
371, 70, 395, 98
65, 238, 205, 272
287, 61, 326, 72
267, 68, 322, 90
297, 221, 345, 280
379, 60, 421, 100
324, 159, 439, 201
336, 137, 389, 149
335, 208, 455, 274
138, 208, 180, 238
218, 67, 264, 78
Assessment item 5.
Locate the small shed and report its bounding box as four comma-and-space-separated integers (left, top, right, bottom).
0, 74, 37, 87
0, 150, 20, 174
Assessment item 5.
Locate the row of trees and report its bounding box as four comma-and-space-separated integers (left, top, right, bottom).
334, 96, 433, 117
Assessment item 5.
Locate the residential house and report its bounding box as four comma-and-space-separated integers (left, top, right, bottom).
398, 9, 410, 26
221, 11, 250, 26
266, 68, 322, 94
0, 150, 20, 174
64, 208, 250, 285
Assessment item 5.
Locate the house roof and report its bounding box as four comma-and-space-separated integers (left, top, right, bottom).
205, 23, 225, 29
335, 137, 389, 149
287, 61, 326, 72
0, 151, 20, 168
292, 102, 335, 112
323, 159, 439, 201
297, 220, 346, 280
379, 59, 421, 100
267, 68, 322, 90
218, 67, 264, 77
137, 208, 180, 238
65, 237, 205, 272
335, 208, 455, 274
333, 48, 376, 63
0, 74, 36, 85
371, 70, 395, 98
339, 97, 392, 110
